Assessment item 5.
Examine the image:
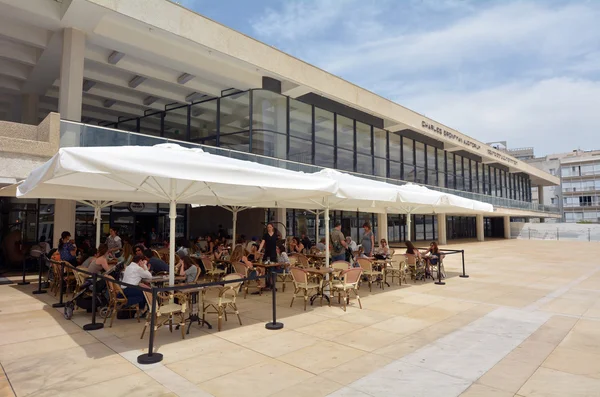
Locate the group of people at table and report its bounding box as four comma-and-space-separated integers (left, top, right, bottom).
49, 220, 444, 315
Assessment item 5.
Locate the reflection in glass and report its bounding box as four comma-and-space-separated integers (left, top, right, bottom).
315, 108, 334, 145
356, 122, 371, 155
290, 99, 312, 140
402, 137, 414, 166
315, 143, 334, 168
251, 130, 286, 159
190, 100, 217, 142
337, 115, 354, 150
163, 107, 188, 140
415, 141, 425, 168
374, 128, 387, 158
357, 153, 373, 175
337, 148, 354, 172
220, 92, 250, 135
252, 90, 286, 134
289, 136, 312, 164
374, 157, 386, 177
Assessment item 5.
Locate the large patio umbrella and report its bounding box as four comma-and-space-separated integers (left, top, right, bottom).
15, 144, 339, 285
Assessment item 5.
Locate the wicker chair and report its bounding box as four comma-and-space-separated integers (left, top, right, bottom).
202, 273, 244, 331
406, 254, 426, 282
104, 275, 140, 328
356, 258, 384, 292
201, 257, 226, 281
232, 262, 262, 298
290, 267, 322, 311
384, 256, 407, 286
331, 268, 363, 311
140, 290, 187, 340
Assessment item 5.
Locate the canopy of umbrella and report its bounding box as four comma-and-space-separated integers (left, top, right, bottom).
4, 144, 493, 283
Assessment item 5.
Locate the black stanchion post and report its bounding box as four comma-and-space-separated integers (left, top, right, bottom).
265, 272, 283, 330
32, 256, 47, 295
434, 255, 445, 286
52, 262, 65, 308
83, 273, 104, 331
17, 258, 30, 286
138, 287, 163, 364
459, 250, 469, 278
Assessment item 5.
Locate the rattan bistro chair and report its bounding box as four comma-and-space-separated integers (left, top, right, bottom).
202, 273, 244, 331
331, 268, 363, 311
290, 267, 322, 311
232, 262, 262, 298
140, 291, 187, 340
201, 257, 226, 282
356, 258, 384, 292
104, 275, 141, 327
384, 256, 407, 286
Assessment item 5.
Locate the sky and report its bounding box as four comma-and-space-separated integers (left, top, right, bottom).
177, 0, 600, 157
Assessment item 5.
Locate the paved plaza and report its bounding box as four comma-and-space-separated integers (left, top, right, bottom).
1, 239, 600, 397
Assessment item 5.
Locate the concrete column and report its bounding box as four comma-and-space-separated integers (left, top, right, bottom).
53, 199, 77, 248
21, 94, 39, 125
537, 185, 545, 223
274, 208, 286, 239
437, 213, 447, 245
476, 214, 484, 242
59, 28, 85, 147
377, 213, 388, 244
503, 216, 511, 239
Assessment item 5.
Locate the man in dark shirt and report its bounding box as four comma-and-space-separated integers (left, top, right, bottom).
144, 249, 169, 273
301, 233, 312, 250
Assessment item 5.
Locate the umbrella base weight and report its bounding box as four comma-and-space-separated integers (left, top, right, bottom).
17, 281, 30, 285
83, 323, 104, 331
434, 281, 446, 285
265, 322, 284, 330
459, 275, 470, 278
32, 290, 47, 295
137, 353, 163, 365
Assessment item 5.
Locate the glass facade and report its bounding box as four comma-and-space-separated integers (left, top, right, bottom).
92, 88, 536, 241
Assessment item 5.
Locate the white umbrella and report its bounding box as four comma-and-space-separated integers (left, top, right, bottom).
16, 144, 338, 285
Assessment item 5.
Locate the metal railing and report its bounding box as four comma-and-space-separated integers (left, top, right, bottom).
60, 120, 559, 214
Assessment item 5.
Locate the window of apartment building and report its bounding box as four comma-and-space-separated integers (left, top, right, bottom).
579, 196, 592, 206
550, 197, 555, 205
581, 164, 595, 176
549, 168, 556, 175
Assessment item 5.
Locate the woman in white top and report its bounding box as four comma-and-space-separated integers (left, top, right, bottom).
122, 255, 153, 310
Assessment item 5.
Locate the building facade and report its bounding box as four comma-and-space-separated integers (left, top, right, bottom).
0, 0, 559, 259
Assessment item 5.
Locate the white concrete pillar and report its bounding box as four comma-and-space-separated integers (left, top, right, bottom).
59, 28, 85, 147
377, 213, 388, 244
21, 94, 39, 125
437, 213, 447, 245
274, 208, 286, 239
476, 214, 484, 242
503, 216, 511, 239
53, 199, 77, 248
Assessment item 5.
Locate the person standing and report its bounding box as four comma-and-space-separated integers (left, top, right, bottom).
330, 221, 347, 262
361, 222, 375, 257
106, 227, 122, 257
258, 223, 278, 263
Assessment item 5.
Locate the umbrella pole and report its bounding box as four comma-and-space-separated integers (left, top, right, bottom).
407, 213, 412, 241
315, 211, 320, 245
94, 206, 101, 249
232, 209, 237, 248
325, 208, 330, 268
169, 181, 177, 287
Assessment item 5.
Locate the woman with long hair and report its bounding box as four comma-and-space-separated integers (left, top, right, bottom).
177, 256, 198, 283
87, 244, 110, 274
230, 245, 265, 289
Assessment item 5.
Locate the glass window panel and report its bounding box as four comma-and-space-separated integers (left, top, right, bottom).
337, 148, 354, 172
314, 108, 334, 146
251, 130, 286, 159
427, 146, 436, 170
455, 155, 463, 175
415, 141, 425, 168
220, 92, 250, 135
389, 161, 401, 180
389, 132, 401, 162
337, 115, 354, 150
438, 171, 446, 187
315, 144, 335, 168
357, 153, 373, 175
252, 89, 286, 134
163, 107, 188, 140
447, 153, 454, 174
374, 128, 387, 158
190, 99, 217, 141
289, 136, 312, 164
428, 169, 437, 186
220, 131, 249, 152
437, 149, 446, 173
415, 166, 426, 184
356, 122, 371, 155
374, 157, 386, 177
138, 114, 160, 136
289, 99, 312, 140
404, 164, 415, 182
581, 164, 595, 176
402, 137, 414, 166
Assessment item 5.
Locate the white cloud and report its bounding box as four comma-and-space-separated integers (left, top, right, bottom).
249, 0, 600, 155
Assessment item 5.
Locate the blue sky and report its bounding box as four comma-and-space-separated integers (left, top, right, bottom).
177, 0, 600, 156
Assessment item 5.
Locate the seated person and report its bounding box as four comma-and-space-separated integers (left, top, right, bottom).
276, 244, 290, 266
80, 247, 98, 269
230, 245, 265, 289
86, 244, 111, 274
346, 236, 358, 253
121, 255, 153, 311
422, 241, 444, 269
143, 249, 169, 273
315, 237, 327, 252
213, 243, 229, 261
247, 243, 262, 262
177, 256, 198, 283
374, 239, 390, 259
288, 237, 304, 254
